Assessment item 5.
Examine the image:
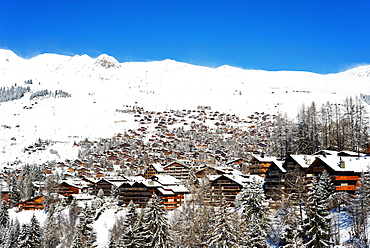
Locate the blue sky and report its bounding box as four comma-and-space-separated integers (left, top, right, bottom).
1, 0, 369, 74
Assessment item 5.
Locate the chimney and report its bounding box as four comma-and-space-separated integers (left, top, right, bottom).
339, 159, 345, 169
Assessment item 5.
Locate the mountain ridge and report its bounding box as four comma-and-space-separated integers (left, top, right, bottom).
1, 48, 370, 166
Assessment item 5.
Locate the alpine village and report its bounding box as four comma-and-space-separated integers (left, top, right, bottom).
2, 96, 370, 248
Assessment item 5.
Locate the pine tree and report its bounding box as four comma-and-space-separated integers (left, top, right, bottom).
78, 205, 97, 247
236, 177, 270, 248
110, 184, 120, 202
348, 172, 370, 246
111, 201, 139, 247
141, 195, 172, 248
131, 209, 148, 248
0, 200, 10, 248
29, 213, 42, 248
8, 218, 20, 248
9, 179, 21, 207
0, 200, 9, 228
303, 173, 333, 248
42, 211, 63, 248
208, 202, 240, 248
18, 224, 32, 248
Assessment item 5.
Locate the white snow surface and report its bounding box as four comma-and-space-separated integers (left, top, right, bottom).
1, 49, 370, 167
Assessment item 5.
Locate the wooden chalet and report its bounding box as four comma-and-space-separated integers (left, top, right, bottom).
58, 181, 80, 196
15, 195, 44, 211
280, 154, 316, 196
305, 156, 369, 194
144, 160, 192, 180
116, 175, 189, 210
118, 180, 155, 207
208, 174, 261, 206
248, 155, 282, 178
150, 175, 189, 209
195, 166, 228, 178
95, 178, 128, 196
264, 162, 286, 201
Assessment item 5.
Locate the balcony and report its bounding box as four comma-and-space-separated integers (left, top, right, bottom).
333, 176, 359, 181
335, 185, 356, 191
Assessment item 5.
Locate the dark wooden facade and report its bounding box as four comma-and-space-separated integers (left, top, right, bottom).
15, 195, 44, 211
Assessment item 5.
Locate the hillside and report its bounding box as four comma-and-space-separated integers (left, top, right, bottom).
1, 49, 370, 166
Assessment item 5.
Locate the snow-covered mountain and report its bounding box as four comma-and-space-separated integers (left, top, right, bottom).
1, 49, 370, 166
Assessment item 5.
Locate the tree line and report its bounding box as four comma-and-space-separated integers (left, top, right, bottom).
269, 96, 369, 158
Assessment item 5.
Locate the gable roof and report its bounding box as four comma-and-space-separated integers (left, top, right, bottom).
312, 155, 370, 173
209, 174, 263, 187
289, 155, 317, 168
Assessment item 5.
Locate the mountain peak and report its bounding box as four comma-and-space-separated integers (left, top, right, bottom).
94, 54, 120, 69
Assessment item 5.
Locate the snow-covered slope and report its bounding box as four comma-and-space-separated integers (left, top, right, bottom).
1, 49, 370, 166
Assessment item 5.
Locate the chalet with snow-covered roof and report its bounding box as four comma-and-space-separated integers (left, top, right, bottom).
264, 161, 287, 201
144, 163, 164, 179
15, 195, 44, 211
195, 165, 229, 178
305, 156, 370, 194
208, 174, 262, 206
56, 179, 90, 196
282, 154, 316, 174
248, 155, 282, 178
95, 178, 128, 196
117, 175, 189, 209
144, 160, 192, 180
226, 158, 246, 170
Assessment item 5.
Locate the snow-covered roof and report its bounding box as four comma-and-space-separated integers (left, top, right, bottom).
141, 180, 162, 188
0, 181, 10, 192
213, 166, 243, 175
275, 162, 287, 173
125, 175, 146, 182
337, 150, 367, 157
151, 163, 164, 172
208, 174, 263, 187
157, 188, 175, 196
290, 155, 317, 168
252, 155, 279, 163
315, 155, 370, 173
62, 178, 90, 188
151, 174, 181, 186
71, 193, 95, 201
252, 155, 283, 168
166, 185, 189, 193
313, 150, 339, 156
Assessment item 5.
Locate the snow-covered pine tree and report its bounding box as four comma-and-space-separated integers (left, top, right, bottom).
0, 200, 10, 247
141, 195, 172, 248
110, 184, 120, 202
271, 201, 304, 248
235, 177, 270, 248
130, 208, 148, 248
302, 172, 333, 248
113, 200, 139, 247
29, 213, 41, 248
7, 218, 20, 248
9, 179, 21, 207
42, 211, 63, 248
78, 205, 97, 248
348, 171, 370, 247
18, 223, 32, 248
0, 200, 9, 228
208, 201, 240, 248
